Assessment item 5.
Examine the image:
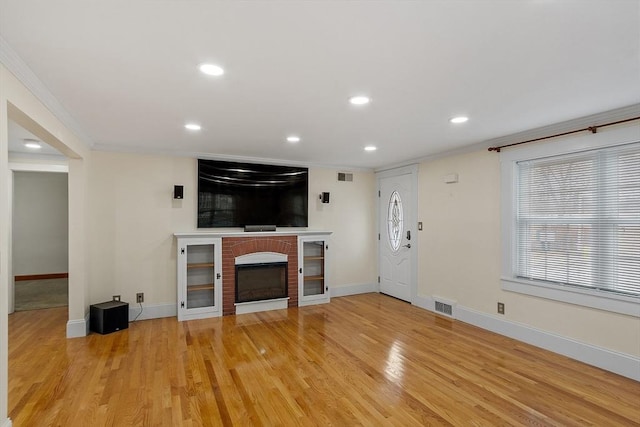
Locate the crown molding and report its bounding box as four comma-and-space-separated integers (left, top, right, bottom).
91, 143, 374, 173
0, 36, 94, 147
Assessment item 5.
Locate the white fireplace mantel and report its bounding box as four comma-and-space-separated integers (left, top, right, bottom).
174, 229, 332, 239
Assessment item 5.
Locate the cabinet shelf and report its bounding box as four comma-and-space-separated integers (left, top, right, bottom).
187, 283, 214, 292
177, 237, 221, 321
299, 236, 329, 307
187, 262, 214, 269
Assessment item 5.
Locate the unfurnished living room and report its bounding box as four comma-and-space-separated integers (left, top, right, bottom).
0, 1, 639, 426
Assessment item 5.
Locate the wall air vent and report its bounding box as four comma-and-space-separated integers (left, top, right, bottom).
337, 172, 353, 182
433, 296, 456, 318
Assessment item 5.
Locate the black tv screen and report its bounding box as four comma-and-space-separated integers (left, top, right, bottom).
198, 159, 308, 228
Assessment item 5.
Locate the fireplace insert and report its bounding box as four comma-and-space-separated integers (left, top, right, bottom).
235, 262, 288, 303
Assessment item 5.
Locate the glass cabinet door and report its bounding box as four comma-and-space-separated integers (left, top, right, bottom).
303, 240, 325, 297
186, 243, 215, 309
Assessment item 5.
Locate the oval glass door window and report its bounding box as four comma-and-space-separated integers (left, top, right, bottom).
387, 191, 403, 252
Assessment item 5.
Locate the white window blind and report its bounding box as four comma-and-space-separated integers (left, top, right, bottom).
516, 142, 640, 297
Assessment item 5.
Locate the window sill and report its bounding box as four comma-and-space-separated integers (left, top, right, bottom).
501, 277, 640, 318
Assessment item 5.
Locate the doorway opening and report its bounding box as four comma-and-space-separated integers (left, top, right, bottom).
8, 120, 69, 313
12, 170, 68, 311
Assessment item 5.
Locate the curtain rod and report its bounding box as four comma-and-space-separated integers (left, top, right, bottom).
487, 116, 640, 153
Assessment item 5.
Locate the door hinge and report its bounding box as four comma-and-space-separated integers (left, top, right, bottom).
180, 248, 185, 255
216, 273, 221, 279
181, 301, 184, 308
378, 276, 380, 283
378, 233, 380, 240
378, 190, 381, 197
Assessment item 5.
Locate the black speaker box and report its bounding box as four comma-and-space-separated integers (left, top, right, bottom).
244, 225, 277, 232
90, 301, 129, 334
320, 192, 330, 203
174, 185, 184, 199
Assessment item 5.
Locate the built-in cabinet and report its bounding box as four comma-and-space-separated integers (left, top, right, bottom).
176, 237, 222, 321
298, 235, 330, 306
175, 231, 331, 318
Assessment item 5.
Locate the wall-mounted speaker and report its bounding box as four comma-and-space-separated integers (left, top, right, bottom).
320, 192, 330, 203
174, 185, 184, 199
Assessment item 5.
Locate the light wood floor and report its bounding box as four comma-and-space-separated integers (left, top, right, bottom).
8, 293, 640, 426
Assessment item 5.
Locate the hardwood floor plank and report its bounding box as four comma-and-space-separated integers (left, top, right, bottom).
8, 294, 640, 426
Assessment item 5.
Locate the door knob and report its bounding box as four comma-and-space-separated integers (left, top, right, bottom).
403, 243, 411, 249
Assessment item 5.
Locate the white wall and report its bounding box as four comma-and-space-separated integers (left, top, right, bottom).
12, 171, 68, 276
87, 151, 378, 307
308, 168, 377, 289
417, 144, 640, 358
88, 152, 194, 305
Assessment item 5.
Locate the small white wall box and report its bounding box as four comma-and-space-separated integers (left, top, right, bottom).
443, 173, 459, 184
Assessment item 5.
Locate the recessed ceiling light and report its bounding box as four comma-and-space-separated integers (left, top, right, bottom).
23, 139, 41, 149
349, 96, 370, 105
184, 123, 201, 131
286, 136, 301, 143
364, 145, 377, 152
199, 63, 224, 76
450, 116, 469, 124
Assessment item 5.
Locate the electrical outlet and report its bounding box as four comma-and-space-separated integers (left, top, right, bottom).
136, 293, 144, 303
497, 302, 505, 314
112, 295, 121, 302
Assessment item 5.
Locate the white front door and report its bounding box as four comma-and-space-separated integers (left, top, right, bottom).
378, 167, 416, 302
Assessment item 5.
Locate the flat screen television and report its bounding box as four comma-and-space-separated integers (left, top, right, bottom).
198, 159, 308, 228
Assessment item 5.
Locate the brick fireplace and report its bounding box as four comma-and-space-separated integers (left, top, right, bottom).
221, 235, 298, 315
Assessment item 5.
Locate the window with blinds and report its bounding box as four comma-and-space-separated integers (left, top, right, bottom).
516, 142, 639, 297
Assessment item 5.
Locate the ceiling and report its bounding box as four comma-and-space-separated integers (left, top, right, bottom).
1, 1, 638, 169
7, 120, 63, 158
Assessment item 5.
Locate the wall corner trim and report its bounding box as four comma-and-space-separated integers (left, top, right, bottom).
66, 315, 89, 338
2, 417, 13, 427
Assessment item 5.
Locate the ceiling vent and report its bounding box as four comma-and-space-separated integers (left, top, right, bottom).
337, 172, 353, 182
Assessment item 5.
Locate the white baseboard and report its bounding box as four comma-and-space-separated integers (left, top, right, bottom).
412, 294, 639, 381
413, 294, 434, 311
129, 303, 176, 321
67, 304, 175, 337
448, 303, 639, 381
331, 282, 377, 298
2, 417, 12, 427
66, 313, 89, 338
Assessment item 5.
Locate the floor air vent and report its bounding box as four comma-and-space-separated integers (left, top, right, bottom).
434, 298, 455, 318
